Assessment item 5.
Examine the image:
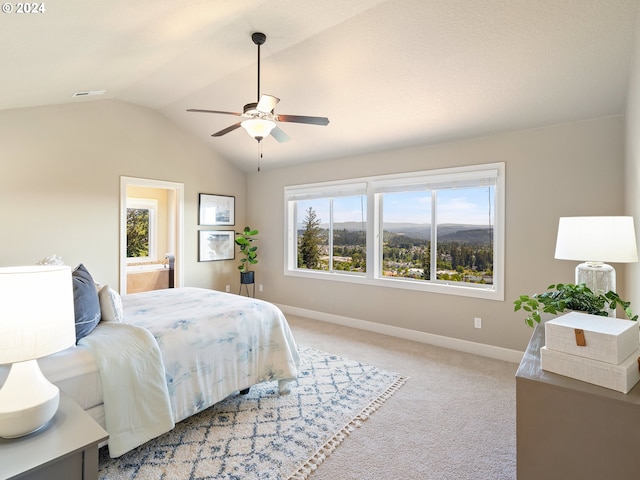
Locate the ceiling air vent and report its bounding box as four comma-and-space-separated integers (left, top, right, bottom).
72, 90, 106, 97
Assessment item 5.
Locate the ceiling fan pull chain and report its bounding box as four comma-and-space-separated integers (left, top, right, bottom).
258, 141, 262, 172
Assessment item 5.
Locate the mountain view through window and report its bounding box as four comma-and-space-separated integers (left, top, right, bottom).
294, 187, 493, 285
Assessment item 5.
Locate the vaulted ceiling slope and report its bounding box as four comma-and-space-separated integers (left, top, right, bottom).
2, 0, 638, 171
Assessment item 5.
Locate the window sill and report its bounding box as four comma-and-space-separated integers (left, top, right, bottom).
284, 268, 503, 301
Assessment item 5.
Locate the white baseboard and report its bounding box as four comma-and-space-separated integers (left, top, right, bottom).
278, 304, 524, 364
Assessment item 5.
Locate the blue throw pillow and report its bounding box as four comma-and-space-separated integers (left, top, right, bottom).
72, 264, 101, 341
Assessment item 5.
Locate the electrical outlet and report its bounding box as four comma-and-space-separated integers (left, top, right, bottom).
225, 285, 230, 293
474, 317, 482, 329
259, 284, 264, 292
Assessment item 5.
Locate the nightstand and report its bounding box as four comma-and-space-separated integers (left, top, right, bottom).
0, 393, 108, 480
516, 320, 640, 479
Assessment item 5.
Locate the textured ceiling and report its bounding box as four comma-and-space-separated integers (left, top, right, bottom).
1, 0, 638, 171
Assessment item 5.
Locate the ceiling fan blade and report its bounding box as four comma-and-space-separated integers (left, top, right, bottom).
212, 122, 242, 137
270, 125, 291, 143
187, 109, 241, 116
276, 114, 330, 126
256, 94, 280, 113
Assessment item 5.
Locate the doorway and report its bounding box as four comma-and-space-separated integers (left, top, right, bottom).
120, 177, 184, 294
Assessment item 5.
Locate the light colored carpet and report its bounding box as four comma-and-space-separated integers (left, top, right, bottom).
98, 344, 406, 480
285, 315, 517, 480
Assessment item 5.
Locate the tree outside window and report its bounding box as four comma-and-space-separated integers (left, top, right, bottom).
127, 208, 150, 257
126, 198, 157, 262
298, 207, 322, 269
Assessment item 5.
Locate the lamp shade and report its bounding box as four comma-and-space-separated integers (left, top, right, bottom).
241, 118, 276, 139
554, 216, 638, 264
0, 265, 75, 365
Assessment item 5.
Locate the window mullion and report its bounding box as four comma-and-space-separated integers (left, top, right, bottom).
371, 190, 380, 279
430, 190, 437, 282
328, 198, 334, 272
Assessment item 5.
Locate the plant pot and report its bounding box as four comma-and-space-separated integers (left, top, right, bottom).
240, 271, 255, 285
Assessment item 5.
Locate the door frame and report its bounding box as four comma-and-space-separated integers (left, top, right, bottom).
120, 176, 184, 293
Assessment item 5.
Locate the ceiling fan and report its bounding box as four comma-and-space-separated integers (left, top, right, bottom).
187, 32, 330, 145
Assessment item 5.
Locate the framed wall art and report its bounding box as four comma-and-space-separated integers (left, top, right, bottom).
198, 230, 235, 262
198, 193, 235, 226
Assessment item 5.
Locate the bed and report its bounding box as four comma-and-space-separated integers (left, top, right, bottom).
22, 285, 300, 458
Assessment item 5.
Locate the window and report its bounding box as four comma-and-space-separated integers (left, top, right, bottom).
126, 198, 157, 263
285, 163, 504, 300
289, 182, 367, 274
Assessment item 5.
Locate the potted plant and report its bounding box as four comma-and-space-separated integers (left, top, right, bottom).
514, 283, 637, 327
235, 226, 258, 284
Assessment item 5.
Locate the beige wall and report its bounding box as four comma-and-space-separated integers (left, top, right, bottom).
625, 9, 640, 316
249, 116, 626, 351
0, 99, 244, 292
0, 98, 630, 353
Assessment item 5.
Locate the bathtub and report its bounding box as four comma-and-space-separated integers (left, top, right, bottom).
126, 263, 172, 293
127, 262, 168, 272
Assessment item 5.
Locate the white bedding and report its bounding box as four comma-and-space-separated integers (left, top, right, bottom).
38, 344, 102, 411
79, 322, 174, 457
63, 287, 300, 458
1, 287, 300, 457
122, 287, 300, 424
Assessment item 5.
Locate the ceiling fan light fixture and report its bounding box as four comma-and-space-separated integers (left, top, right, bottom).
241, 118, 276, 140
187, 31, 329, 145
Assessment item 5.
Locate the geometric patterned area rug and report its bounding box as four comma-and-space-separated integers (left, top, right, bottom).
98, 345, 407, 480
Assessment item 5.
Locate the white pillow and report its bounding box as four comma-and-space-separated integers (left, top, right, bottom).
97, 284, 124, 322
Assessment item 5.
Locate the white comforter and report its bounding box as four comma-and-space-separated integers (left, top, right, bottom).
78, 322, 174, 457
84, 287, 300, 457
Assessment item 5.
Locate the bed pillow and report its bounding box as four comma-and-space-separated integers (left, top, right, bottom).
97, 284, 123, 322
72, 264, 101, 341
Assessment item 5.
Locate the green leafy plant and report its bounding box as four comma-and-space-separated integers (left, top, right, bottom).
235, 226, 258, 272
514, 283, 637, 328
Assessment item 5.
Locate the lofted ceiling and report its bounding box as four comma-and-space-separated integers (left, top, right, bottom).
1, 0, 638, 172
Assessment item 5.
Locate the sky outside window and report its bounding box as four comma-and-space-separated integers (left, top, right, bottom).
298, 188, 493, 226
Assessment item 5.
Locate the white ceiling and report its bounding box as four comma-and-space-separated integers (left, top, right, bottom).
2, 0, 638, 172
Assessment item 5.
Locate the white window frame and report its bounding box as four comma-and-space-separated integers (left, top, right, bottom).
284, 162, 505, 301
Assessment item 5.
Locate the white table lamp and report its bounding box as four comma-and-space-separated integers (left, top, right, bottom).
554, 216, 638, 295
0, 265, 76, 438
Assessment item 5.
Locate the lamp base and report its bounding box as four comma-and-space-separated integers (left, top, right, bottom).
575, 262, 616, 317
575, 262, 615, 294
0, 359, 60, 438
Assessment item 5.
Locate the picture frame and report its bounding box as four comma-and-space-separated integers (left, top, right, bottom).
198, 193, 235, 226
198, 230, 235, 262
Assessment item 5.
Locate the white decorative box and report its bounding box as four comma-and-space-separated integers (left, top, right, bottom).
541, 346, 640, 393
545, 312, 639, 365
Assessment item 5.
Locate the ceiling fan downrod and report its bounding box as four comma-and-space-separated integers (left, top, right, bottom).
252, 32, 267, 102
